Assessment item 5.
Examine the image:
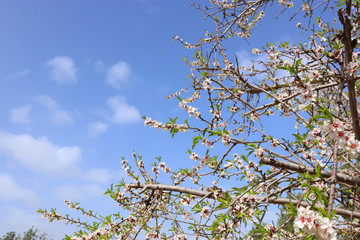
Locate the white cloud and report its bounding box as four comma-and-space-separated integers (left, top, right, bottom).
46, 56, 77, 84
87, 122, 108, 138
0, 173, 41, 205
106, 61, 131, 89
84, 168, 115, 184
53, 183, 104, 201
0, 132, 82, 175
107, 96, 141, 124
10, 105, 32, 124
4, 69, 30, 81
49, 109, 74, 125
235, 49, 270, 81
36, 95, 58, 109
36, 95, 74, 125
94, 60, 105, 72
236, 50, 254, 68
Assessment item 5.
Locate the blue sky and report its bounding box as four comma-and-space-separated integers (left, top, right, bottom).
0, 1, 304, 239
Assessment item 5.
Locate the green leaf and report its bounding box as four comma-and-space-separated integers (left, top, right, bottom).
232, 187, 242, 193
317, 207, 328, 217
330, 209, 336, 219
223, 128, 229, 135
223, 191, 231, 202
295, 58, 302, 72
170, 127, 179, 138
217, 197, 228, 205
304, 191, 311, 201
304, 234, 316, 240
285, 199, 297, 215
243, 213, 247, 227
168, 117, 178, 124
310, 198, 316, 210
200, 70, 208, 78
192, 135, 202, 149
277, 66, 291, 71
192, 203, 202, 213
278, 65, 295, 75
202, 127, 208, 136
314, 165, 321, 177
250, 223, 268, 234
311, 105, 333, 121
208, 129, 222, 136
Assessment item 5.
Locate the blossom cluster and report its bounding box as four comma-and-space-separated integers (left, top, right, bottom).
214, 221, 240, 238
294, 206, 336, 240
228, 194, 257, 218
323, 119, 360, 158
70, 228, 109, 240
178, 91, 201, 118
144, 117, 188, 132
165, 88, 187, 100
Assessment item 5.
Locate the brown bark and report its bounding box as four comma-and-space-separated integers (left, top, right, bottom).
259, 158, 360, 187
338, 5, 360, 140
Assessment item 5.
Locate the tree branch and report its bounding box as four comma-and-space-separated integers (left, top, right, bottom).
127, 183, 360, 219
259, 158, 360, 187
338, 7, 360, 140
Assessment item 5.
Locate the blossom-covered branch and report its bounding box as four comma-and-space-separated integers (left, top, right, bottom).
40, 0, 360, 239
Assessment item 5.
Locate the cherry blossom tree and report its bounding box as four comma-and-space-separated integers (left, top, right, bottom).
39, 0, 360, 239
